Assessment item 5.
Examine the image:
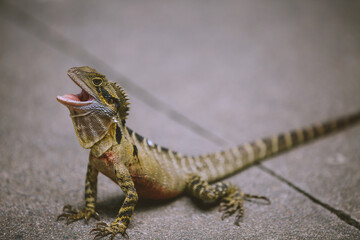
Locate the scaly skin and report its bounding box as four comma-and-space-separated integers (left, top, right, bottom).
56, 66, 360, 239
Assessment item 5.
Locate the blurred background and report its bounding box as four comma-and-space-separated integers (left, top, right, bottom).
1, 1, 360, 239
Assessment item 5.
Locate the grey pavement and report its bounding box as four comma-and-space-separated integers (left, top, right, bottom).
1, 0, 360, 239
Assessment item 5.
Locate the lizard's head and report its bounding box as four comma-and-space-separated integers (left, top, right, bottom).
57, 66, 130, 148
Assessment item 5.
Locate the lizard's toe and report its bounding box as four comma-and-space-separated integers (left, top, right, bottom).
219, 195, 244, 225
57, 205, 100, 224
91, 221, 128, 240
219, 189, 270, 225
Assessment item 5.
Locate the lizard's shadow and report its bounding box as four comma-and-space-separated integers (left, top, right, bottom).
96, 194, 177, 217
94, 192, 269, 219
189, 197, 219, 212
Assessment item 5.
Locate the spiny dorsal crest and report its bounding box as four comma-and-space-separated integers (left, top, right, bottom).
109, 82, 130, 121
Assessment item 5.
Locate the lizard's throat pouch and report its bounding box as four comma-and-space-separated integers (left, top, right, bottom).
67, 106, 115, 149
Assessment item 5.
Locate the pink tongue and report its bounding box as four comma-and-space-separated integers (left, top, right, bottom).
63, 94, 80, 101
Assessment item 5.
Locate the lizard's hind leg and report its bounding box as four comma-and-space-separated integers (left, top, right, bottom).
185, 174, 270, 225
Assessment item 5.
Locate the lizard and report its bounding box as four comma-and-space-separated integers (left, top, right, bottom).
56, 66, 360, 239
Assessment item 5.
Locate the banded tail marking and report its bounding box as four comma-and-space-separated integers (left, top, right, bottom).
187, 156, 198, 173
203, 155, 217, 180
215, 152, 226, 177
243, 143, 255, 164
257, 112, 360, 157
254, 140, 267, 159
207, 111, 360, 182
230, 147, 244, 169
223, 149, 236, 172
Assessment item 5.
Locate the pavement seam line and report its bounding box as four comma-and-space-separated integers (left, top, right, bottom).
258, 164, 360, 231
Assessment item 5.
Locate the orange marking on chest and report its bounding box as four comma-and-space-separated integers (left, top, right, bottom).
101, 151, 115, 167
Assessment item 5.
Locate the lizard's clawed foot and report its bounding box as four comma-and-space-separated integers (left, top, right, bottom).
219, 189, 270, 225
57, 205, 100, 224
219, 191, 245, 226
90, 221, 128, 240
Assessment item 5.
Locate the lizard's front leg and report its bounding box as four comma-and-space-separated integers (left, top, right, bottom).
91, 163, 138, 239
57, 162, 100, 224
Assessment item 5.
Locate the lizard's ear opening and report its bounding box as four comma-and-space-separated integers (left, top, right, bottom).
109, 82, 130, 123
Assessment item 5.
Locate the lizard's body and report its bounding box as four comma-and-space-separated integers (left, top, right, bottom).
90, 124, 185, 199
57, 66, 360, 239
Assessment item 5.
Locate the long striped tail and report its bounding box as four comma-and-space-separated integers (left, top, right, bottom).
197, 111, 360, 182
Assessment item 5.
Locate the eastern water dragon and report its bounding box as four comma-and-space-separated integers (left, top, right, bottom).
56, 66, 360, 239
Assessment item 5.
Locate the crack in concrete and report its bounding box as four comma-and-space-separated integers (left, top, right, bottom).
258, 164, 360, 231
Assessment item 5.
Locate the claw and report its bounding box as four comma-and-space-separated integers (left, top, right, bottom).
221, 212, 230, 220
93, 222, 108, 230
90, 221, 128, 239
57, 205, 100, 225
90, 227, 104, 234
94, 231, 111, 240
218, 187, 270, 226
244, 194, 271, 204
96, 222, 108, 227
218, 188, 246, 224
94, 212, 101, 221
63, 204, 77, 213
110, 233, 116, 240
91, 225, 112, 240
56, 213, 68, 221
218, 202, 232, 212
94, 233, 102, 240
66, 218, 78, 225
119, 232, 129, 240
234, 213, 243, 226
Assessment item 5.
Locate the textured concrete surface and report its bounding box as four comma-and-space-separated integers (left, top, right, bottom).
1, 0, 360, 239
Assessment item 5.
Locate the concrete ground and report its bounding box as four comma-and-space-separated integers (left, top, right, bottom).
1, 0, 360, 239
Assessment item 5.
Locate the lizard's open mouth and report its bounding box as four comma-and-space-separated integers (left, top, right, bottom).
57, 89, 94, 107
56, 75, 95, 107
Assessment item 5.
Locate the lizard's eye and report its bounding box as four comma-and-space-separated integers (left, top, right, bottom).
92, 78, 103, 86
